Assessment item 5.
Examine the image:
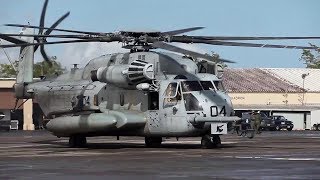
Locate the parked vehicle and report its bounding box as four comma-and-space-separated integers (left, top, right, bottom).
313, 124, 320, 131
240, 112, 293, 131
271, 115, 294, 131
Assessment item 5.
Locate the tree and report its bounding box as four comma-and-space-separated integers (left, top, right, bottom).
33, 61, 64, 78
0, 60, 65, 78
0, 61, 18, 78
300, 44, 320, 68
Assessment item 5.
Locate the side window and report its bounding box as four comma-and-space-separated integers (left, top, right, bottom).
164, 82, 178, 97
163, 82, 180, 107
260, 113, 267, 118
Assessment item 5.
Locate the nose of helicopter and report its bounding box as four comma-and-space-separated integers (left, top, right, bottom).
199, 90, 234, 116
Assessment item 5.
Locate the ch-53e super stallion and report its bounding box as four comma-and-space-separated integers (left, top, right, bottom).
1, 0, 320, 148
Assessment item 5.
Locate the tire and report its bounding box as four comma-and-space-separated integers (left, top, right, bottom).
69, 135, 87, 148
316, 125, 320, 131
287, 127, 293, 131
201, 135, 221, 149
201, 135, 213, 149
145, 137, 162, 147
211, 135, 221, 148
275, 125, 280, 131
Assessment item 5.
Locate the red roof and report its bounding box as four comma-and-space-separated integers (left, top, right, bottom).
223, 68, 304, 93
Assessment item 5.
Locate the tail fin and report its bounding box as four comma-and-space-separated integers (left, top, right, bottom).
16, 27, 34, 84
12, 27, 35, 99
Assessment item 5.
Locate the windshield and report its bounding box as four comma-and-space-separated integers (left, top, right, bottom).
181, 81, 203, 92
214, 81, 225, 91
200, 81, 215, 90
275, 116, 285, 120
183, 93, 203, 111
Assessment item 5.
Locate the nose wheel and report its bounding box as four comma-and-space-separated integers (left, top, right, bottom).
201, 135, 221, 149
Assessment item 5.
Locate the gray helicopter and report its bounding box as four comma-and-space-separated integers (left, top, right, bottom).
1, 0, 320, 148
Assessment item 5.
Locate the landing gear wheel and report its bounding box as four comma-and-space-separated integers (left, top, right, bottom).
69, 135, 87, 148
211, 135, 221, 148
145, 137, 162, 147
201, 135, 221, 149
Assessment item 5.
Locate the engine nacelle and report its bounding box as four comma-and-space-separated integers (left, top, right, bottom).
91, 60, 154, 89
95, 65, 130, 88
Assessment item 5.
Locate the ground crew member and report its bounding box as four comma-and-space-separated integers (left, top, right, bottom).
251, 111, 262, 134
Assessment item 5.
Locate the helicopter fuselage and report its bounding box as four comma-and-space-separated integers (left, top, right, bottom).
27, 51, 236, 137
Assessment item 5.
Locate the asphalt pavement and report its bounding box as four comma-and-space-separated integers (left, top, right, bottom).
0, 130, 320, 180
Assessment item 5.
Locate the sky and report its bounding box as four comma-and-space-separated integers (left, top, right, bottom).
0, 0, 319, 68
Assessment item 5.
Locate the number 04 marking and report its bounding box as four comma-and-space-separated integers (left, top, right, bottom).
210, 106, 226, 117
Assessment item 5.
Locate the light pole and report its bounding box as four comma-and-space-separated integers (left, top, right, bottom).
301, 73, 309, 105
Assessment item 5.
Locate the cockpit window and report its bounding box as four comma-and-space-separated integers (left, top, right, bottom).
181, 81, 203, 92
214, 81, 225, 91
200, 81, 215, 90
183, 93, 203, 111
164, 82, 178, 97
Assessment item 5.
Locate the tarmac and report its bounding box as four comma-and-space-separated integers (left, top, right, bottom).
0, 130, 320, 180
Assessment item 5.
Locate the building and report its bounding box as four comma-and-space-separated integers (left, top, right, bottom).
0, 78, 35, 130
223, 68, 320, 130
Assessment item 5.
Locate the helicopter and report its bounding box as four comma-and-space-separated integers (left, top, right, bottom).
1, 0, 320, 148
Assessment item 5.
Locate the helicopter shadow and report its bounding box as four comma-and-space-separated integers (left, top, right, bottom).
32, 139, 237, 150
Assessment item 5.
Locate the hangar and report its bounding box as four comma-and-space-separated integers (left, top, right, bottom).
224, 68, 320, 130
0, 68, 319, 130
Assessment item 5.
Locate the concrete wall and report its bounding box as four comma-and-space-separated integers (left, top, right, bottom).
0, 80, 15, 88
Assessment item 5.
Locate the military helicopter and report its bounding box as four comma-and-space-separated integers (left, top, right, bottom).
1, 0, 320, 148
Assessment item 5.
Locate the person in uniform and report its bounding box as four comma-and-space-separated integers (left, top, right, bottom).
251, 111, 262, 134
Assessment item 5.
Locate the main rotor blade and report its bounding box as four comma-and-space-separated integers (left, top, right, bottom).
0, 34, 27, 44
199, 40, 319, 49
162, 27, 205, 36
187, 36, 320, 41
45, 12, 70, 35
5, 24, 106, 35
151, 41, 234, 63
39, 0, 49, 35
170, 36, 319, 49
0, 39, 97, 48
0, 33, 92, 39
